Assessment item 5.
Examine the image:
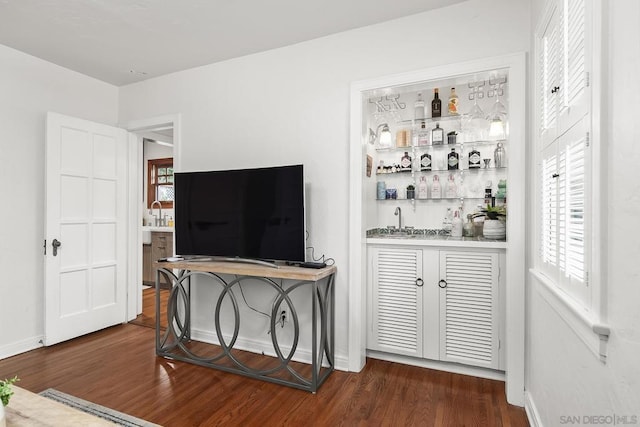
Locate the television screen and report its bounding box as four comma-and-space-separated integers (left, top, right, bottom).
174, 165, 305, 263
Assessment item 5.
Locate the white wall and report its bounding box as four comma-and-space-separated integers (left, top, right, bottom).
0, 44, 119, 356
526, 0, 640, 424
119, 0, 530, 368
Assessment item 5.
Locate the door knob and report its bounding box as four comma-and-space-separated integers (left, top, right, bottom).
415, 278, 424, 287
438, 279, 447, 289
52, 239, 62, 256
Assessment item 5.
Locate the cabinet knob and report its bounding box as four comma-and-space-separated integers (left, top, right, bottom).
415, 278, 424, 287
438, 279, 447, 289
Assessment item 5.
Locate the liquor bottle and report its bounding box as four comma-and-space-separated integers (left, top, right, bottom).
400, 152, 412, 171
447, 148, 459, 170
431, 123, 444, 145
484, 181, 493, 206
431, 175, 441, 199
418, 176, 428, 199
451, 210, 463, 237
414, 92, 425, 120
443, 207, 453, 233
431, 88, 442, 118
446, 173, 457, 198
416, 121, 429, 145
420, 152, 432, 171
448, 87, 459, 116
468, 146, 481, 169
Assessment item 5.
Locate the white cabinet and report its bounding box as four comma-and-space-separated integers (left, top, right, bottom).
368, 245, 503, 370
438, 250, 500, 369
368, 247, 424, 357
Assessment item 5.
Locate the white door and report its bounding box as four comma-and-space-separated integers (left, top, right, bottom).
368, 247, 424, 358
438, 250, 500, 369
44, 112, 128, 345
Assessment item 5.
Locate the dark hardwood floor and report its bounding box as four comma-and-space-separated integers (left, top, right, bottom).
129, 287, 169, 330
0, 320, 528, 426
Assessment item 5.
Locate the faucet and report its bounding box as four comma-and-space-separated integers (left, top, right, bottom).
394, 206, 402, 231
150, 200, 164, 226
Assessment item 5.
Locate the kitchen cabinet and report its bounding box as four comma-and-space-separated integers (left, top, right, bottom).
438, 250, 500, 369
143, 244, 153, 285
368, 247, 424, 358
368, 244, 503, 370
151, 231, 173, 288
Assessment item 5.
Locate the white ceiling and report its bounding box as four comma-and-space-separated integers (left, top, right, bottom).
0, 0, 464, 86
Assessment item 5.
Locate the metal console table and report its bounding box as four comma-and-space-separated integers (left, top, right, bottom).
155, 260, 336, 392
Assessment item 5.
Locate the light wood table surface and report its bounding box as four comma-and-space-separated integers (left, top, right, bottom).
4, 386, 116, 426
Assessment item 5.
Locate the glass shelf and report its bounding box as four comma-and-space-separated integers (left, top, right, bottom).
376, 139, 507, 152
398, 114, 467, 125
376, 166, 506, 176
376, 197, 486, 202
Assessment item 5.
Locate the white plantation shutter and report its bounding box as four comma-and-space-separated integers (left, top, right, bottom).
540, 145, 558, 274
564, 0, 586, 109
559, 0, 589, 131
560, 124, 590, 306
558, 144, 567, 273
538, 118, 590, 306
539, 7, 561, 141
538, 0, 589, 143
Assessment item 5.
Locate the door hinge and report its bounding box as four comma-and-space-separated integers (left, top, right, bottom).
498, 339, 501, 349
586, 131, 590, 147
585, 271, 589, 287
43, 239, 47, 255
585, 71, 590, 88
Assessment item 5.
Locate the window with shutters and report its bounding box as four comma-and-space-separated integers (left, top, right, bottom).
535, 0, 594, 309
534, 0, 607, 356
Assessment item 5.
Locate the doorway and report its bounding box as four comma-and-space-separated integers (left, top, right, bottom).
123, 114, 181, 330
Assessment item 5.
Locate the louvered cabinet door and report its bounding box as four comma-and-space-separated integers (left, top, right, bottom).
438, 251, 500, 369
370, 248, 424, 357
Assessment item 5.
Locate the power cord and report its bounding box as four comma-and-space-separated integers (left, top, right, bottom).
304, 230, 335, 266
305, 246, 335, 266
233, 276, 287, 330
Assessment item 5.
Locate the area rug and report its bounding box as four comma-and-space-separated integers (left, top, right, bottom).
39, 388, 161, 427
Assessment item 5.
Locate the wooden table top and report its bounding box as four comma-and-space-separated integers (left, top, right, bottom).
155, 259, 337, 282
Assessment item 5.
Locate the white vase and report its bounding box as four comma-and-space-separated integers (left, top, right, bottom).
0, 403, 6, 427
482, 218, 506, 240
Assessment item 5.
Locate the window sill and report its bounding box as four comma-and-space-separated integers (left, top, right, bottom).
529, 268, 610, 362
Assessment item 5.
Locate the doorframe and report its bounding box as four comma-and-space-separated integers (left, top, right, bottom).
122, 114, 181, 320
347, 53, 526, 406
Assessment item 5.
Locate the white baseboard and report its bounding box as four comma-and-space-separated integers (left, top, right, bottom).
0, 335, 44, 360
190, 327, 349, 371
525, 391, 543, 427
367, 349, 506, 381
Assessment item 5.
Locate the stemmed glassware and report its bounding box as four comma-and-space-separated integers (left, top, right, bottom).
463, 81, 487, 141
487, 81, 507, 139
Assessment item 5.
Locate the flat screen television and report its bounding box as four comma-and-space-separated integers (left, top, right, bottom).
174, 164, 305, 264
